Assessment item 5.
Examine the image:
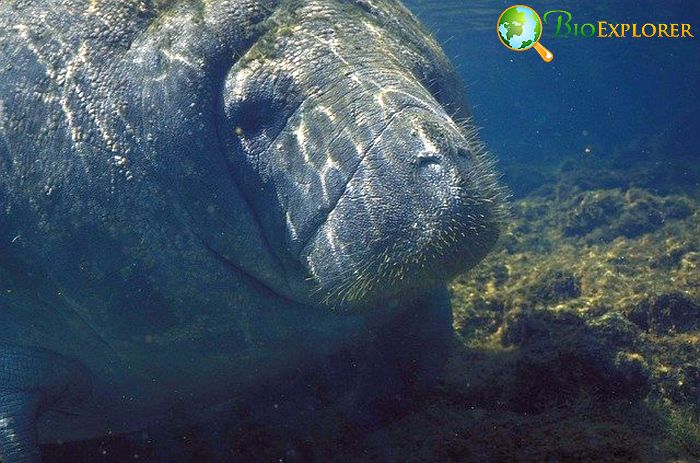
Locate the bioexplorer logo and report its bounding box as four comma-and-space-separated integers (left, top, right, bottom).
497, 5, 553, 61
497, 5, 694, 62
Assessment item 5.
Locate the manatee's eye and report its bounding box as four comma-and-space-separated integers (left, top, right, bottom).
230, 98, 270, 139
223, 71, 297, 145
225, 92, 293, 148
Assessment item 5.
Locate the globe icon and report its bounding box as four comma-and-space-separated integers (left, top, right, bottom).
497, 5, 553, 61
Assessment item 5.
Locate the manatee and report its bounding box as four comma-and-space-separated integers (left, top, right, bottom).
0, 0, 505, 460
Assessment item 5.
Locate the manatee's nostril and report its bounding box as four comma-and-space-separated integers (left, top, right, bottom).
416, 155, 443, 178
417, 155, 440, 168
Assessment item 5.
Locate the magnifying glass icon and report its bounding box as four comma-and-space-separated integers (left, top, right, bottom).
497, 5, 553, 62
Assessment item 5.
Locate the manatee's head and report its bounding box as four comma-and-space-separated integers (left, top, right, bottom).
220, 0, 507, 309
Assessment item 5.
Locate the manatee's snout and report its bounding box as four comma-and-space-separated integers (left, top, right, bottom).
218, 1, 507, 309
301, 105, 505, 309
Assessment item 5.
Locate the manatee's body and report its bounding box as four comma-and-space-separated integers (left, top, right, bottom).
0, 0, 504, 460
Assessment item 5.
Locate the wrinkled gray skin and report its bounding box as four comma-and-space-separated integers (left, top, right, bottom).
0, 0, 505, 461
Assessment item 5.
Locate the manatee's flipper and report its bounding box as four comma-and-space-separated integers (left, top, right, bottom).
381, 286, 454, 394
0, 346, 91, 463
337, 287, 454, 430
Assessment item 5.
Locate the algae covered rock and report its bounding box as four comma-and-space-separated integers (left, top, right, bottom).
562, 190, 624, 238
501, 308, 650, 412
629, 292, 700, 334
452, 296, 505, 339
436, 170, 700, 461
562, 188, 693, 242
524, 268, 581, 305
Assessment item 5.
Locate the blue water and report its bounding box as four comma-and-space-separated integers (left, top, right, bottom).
404, 0, 700, 191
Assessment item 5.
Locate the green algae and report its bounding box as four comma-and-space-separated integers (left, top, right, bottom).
435, 183, 700, 461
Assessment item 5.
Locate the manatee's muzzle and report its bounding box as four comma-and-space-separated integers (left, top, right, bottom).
214, 0, 510, 310
299, 107, 505, 310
